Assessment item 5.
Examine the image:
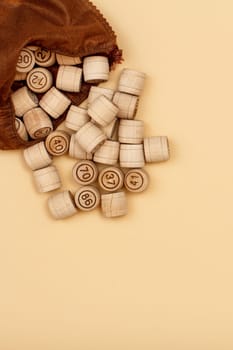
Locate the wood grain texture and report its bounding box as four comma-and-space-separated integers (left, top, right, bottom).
102, 118, 119, 140
39, 87, 71, 119
72, 160, 98, 185
48, 190, 77, 219
83, 56, 110, 83
23, 141, 52, 170
23, 107, 53, 139
88, 86, 114, 106
101, 191, 127, 218
118, 119, 144, 144
56, 54, 81, 65
74, 185, 100, 211
45, 130, 70, 156
113, 91, 139, 119
118, 69, 146, 96
143, 136, 170, 163
98, 166, 124, 192
88, 95, 119, 127
94, 140, 119, 165
11, 86, 38, 117
124, 168, 149, 193
26, 67, 53, 93
15, 118, 28, 141
33, 165, 61, 193
65, 105, 90, 131
75, 121, 107, 153
56, 65, 82, 92
69, 134, 93, 160
119, 144, 145, 168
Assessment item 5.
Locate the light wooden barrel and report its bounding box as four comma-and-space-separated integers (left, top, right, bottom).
48, 191, 77, 219
119, 144, 145, 168
118, 69, 146, 96
33, 165, 61, 193
101, 192, 127, 218
75, 121, 107, 153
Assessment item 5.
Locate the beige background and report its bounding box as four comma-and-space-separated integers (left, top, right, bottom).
0, 0, 233, 349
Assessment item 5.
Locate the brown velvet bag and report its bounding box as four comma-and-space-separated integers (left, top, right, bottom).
0, 0, 122, 150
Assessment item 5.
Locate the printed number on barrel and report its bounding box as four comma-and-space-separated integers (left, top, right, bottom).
81, 193, 93, 207
129, 175, 140, 186
18, 55, 30, 64
73, 161, 98, 185
105, 173, 116, 186
53, 138, 64, 152
48, 135, 68, 155
99, 168, 123, 192
79, 166, 92, 181
36, 49, 49, 60
32, 75, 44, 86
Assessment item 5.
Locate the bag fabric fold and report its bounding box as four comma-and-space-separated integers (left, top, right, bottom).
0, 0, 122, 149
